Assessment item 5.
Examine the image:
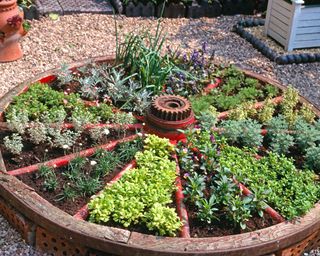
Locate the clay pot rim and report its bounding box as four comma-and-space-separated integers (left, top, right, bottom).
0, 0, 16, 8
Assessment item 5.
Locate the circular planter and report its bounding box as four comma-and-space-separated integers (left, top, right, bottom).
1, 55, 320, 256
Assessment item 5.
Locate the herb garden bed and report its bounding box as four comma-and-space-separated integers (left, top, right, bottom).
1, 38, 320, 255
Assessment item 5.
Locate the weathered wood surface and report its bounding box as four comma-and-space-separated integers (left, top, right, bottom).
128, 206, 320, 255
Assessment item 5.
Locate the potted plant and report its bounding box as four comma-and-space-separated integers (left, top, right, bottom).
0, 0, 28, 62
18, 0, 39, 20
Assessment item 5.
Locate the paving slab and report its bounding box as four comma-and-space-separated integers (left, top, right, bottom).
35, 0, 114, 15
35, 0, 63, 15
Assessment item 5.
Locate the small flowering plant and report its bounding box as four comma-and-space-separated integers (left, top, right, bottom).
165, 42, 217, 96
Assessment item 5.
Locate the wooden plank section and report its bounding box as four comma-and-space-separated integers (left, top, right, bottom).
0, 150, 6, 172
269, 15, 289, 32
299, 12, 320, 20
293, 40, 320, 48
296, 20, 320, 27
269, 21, 288, 38
264, 0, 274, 35
273, 0, 292, 11
270, 8, 290, 24
296, 26, 320, 34
286, 1, 302, 51
295, 33, 320, 41
272, 2, 292, 17
268, 28, 287, 46
301, 5, 320, 14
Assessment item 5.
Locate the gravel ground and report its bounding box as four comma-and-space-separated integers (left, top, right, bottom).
0, 215, 47, 256
0, 13, 319, 255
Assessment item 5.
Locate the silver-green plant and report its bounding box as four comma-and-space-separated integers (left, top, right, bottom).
28, 121, 48, 144
51, 129, 81, 149
57, 63, 74, 84
88, 127, 110, 142
4, 133, 23, 155
6, 109, 29, 134
71, 113, 94, 132
40, 109, 66, 126
112, 112, 135, 125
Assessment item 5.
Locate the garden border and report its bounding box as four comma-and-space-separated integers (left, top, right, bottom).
233, 18, 320, 65
1, 55, 320, 256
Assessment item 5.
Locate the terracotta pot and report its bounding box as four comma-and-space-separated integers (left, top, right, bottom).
0, 0, 26, 62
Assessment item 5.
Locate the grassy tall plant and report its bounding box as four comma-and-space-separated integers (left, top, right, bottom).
114, 15, 182, 94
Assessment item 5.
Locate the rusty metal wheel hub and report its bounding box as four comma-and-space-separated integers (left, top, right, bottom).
145, 95, 195, 139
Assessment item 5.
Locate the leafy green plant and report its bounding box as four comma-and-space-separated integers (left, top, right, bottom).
257, 98, 275, 124
305, 146, 320, 173
190, 94, 215, 116
28, 121, 48, 144
281, 86, 299, 126
264, 84, 279, 98
267, 116, 294, 155
43, 174, 58, 192
57, 63, 74, 85
93, 150, 120, 178
195, 194, 219, 224
144, 203, 182, 236
299, 103, 316, 123
184, 173, 206, 203
77, 176, 102, 196
294, 118, 320, 152
5, 83, 116, 125
18, 0, 33, 8
38, 165, 58, 192
227, 195, 252, 230
228, 102, 257, 120
219, 119, 263, 148
56, 184, 77, 202
116, 22, 179, 95
6, 109, 29, 135
88, 135, 181, 236
64, 156, 86, 181
116, 138, 143, 164
219, 146, 319, 219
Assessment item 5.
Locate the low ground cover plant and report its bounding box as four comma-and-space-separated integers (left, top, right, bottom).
177, 126, 320, 229
88, 135, 182, 236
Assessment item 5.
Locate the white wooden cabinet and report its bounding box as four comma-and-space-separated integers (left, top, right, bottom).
265, 0, 320, 51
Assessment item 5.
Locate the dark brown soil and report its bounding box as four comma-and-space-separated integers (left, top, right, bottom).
0, 129, 133, 171
187, 204, 277, 238
18, 163, 127, 216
